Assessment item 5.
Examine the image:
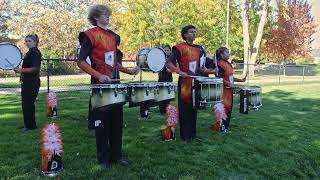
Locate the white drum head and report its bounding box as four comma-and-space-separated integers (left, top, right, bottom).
0, 43, 22, 70
146, 48, 166, 72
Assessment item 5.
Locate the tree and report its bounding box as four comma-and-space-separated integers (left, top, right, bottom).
264, 0, 316, 63
7, 2, 88, 58
240, 0, 270, 77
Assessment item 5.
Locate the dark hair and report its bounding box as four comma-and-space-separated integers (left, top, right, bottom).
181, 25, 196, 40
162, 44, 171, 49
215, 47, 228, 60
88, 4, 112, 26
25, 34, 39, 46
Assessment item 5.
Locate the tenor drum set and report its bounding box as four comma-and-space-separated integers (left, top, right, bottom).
82, 46, 262, 114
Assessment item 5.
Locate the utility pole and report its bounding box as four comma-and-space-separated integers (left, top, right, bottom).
226, 0, 230, 48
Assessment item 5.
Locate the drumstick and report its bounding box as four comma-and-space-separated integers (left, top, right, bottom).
178, 75, 202, 78
111, 78, 133, 82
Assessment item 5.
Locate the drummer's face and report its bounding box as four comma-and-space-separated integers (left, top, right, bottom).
25, 38, 36, 48
222, 50, 230, 60
163, 47, 171, 56
185, 28, 196, 42
96, 11, 111, 27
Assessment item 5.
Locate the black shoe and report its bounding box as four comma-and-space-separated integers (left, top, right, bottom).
113, 159, 130, 167
21, 127, 37, 132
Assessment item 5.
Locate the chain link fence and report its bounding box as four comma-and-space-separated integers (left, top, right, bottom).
0, 59, 319, 94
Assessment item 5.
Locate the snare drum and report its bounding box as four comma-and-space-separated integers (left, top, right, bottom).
0, 42, 22, 70
193, 77, 223, 108
155, 82, 176, 102
127, 82, 157, 106
136, 48, 166, 72
244, 86, 262, 108
90, 84, 127, 111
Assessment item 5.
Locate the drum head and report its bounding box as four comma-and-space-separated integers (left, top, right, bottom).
0, 43, 22, 70
146, 48, 166, 72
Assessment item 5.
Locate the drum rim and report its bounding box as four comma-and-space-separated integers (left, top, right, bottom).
0, 43, 23, 70
195, 77, 223, 83
90, 83, 127, 88
243, 86, 262, 91
127, 82, 158, 87
156, 82, 176, 86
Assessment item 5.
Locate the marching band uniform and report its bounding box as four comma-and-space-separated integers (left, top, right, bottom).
217, 59, 234, 131
78, 26, 130, 166
20, 47, 41, 130
167, 42, 207, 142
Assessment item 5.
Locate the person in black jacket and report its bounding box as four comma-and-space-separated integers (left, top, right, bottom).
14, 34, 41, 132
158, 44, 173, 114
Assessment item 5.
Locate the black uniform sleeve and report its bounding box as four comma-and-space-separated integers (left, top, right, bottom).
78, 35, 92, 61
30, 51, 41, 72
217, 64, 225, 78
167, 46, 181, 64
205, 57, 216, 69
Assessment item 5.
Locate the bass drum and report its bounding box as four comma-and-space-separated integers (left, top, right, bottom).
0, 42, 22, 70
136, 48, 166, 72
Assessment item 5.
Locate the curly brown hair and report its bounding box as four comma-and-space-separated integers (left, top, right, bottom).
87, 4, 112, 26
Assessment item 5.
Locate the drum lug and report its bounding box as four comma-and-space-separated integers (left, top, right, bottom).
114, 87, 118, 97
192, 89, 195, 108
146, 87, 149, 96
99, 87, 102, 97
132, 88, 135, 96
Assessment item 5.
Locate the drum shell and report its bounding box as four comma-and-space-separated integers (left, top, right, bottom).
247, 86, 262, 107
127, 83, 157, 106
194, 77, 223, 108
90, 84, 127, 110
155, 82, 176, 102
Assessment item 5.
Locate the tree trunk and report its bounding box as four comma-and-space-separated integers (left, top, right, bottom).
240, 0, 270, 79
249, 0, 269, 78
241, 0, 250, 78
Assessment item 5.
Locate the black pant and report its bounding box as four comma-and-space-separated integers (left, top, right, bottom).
92, 106, 124, 163
178, 79, 197, 141
87, 99, 94, 129
158, 70, 172, 114
21, 80, 40, 129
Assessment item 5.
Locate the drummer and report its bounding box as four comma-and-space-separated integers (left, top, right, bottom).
13, 34, 42, 131
78, 32, 124, 129
216, 47, 246, 133
165, 25, 216, 142
77, 4, 140, 168
158, 44, 173, 114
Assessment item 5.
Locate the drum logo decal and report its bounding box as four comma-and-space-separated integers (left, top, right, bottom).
104, 51, 114, 67
95, 120, 102, 127
189, 61, 197, 73
94, 32, 112, 48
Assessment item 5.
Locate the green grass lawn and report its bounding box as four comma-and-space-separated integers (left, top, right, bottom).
0, 82, 320, 179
